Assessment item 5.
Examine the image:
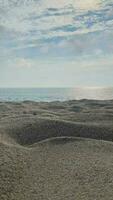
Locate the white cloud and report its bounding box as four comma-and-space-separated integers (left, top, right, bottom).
73, 0, 101, 10
5, 54, 113, 71
7, 58, 34, 69
0, 0, 112, 35
0, 0, 113, 54
16, 58, 33, 68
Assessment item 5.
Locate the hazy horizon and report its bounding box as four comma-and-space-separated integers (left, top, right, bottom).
0, 0, 113, 87
0, 86, 113, 89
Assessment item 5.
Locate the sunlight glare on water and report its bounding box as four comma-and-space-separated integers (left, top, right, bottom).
0, 87, 113, 102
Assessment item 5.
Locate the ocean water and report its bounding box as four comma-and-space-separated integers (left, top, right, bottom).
0, 87, 113, 102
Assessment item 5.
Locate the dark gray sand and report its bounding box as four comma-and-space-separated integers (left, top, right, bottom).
0, 100, 113, 200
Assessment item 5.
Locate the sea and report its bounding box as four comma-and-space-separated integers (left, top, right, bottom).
0, 87, 113, 102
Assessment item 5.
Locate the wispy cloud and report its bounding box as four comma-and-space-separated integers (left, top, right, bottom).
0, 0, 113, 54
0, 0, 113, 87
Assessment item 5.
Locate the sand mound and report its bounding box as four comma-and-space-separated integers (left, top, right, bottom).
1, 137, 113, 200
0, 100, 113, 200
1, 117, 113, 147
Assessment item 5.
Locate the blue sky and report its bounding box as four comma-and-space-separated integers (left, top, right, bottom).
0, 0, 113, 87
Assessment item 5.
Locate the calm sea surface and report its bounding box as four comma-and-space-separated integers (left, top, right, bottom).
0, 88, 113, 102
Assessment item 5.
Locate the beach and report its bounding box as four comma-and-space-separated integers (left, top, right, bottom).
0, 100, 113, 199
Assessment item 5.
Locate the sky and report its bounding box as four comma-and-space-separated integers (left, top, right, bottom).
0, 0, 113, 87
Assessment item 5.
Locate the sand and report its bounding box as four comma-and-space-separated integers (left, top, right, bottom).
0, 100, 113, 200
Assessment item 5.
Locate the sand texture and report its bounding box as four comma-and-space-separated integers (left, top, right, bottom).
0, 100, 113, 200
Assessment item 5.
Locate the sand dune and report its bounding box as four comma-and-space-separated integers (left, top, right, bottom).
0, 100, 113, 199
